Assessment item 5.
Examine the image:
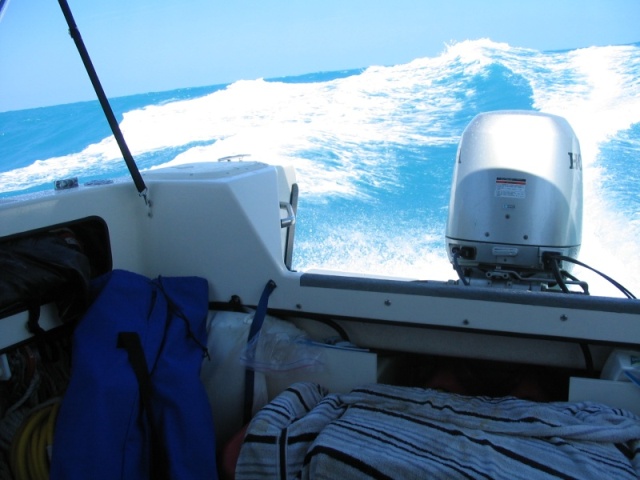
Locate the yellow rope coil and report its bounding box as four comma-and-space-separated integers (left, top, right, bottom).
9, 399, 60, 480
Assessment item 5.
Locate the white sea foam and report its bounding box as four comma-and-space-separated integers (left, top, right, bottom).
132, 51, 470, 200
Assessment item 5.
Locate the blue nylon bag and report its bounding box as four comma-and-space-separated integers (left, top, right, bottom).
50, 269, 218, 479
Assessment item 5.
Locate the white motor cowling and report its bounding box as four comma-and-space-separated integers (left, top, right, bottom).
446, 110, 583, 283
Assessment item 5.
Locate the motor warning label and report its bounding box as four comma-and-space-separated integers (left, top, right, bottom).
495, 177, 526, 199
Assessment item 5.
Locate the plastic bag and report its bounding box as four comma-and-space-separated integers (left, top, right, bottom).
200, 310, 268, 444
240, 319, 325, 373
200, 310, 326, 445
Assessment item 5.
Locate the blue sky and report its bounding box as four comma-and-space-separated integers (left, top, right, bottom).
1, 0, 639, 112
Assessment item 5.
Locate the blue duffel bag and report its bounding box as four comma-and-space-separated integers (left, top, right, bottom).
51, 269, 218, 479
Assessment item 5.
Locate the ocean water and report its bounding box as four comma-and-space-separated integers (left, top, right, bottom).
1, 39, 639, 297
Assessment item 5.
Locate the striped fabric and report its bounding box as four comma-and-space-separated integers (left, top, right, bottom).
236, 382, 640, 480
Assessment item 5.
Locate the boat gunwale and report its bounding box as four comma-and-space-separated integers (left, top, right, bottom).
301, 272, 640, 315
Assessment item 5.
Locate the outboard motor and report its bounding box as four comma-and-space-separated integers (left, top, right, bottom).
446, 110, 583, 289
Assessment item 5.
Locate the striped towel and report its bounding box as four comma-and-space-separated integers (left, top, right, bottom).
236, 382, 640, 479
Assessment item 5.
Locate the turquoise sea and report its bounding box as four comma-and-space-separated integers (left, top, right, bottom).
1, 39, 639, 295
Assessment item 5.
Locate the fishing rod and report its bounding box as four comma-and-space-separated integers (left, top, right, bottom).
0, 0, 11, 22
56, 0, 149, 207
